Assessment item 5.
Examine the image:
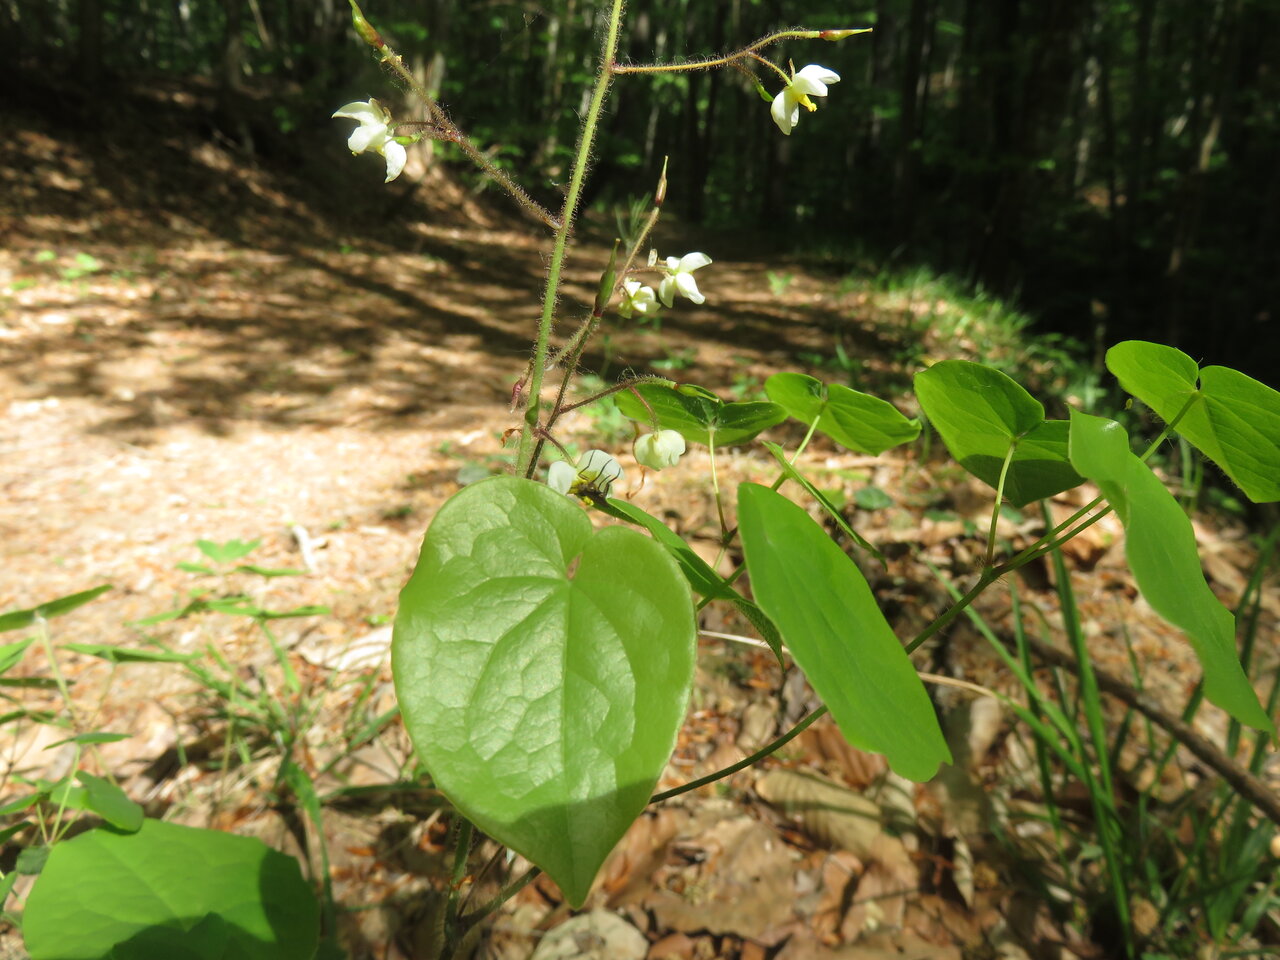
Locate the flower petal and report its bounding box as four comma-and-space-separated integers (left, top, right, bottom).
675, 272, 705, 305
792, 64, 841, 96
677, 252, 712, 273
382, 140, 407, 182
332, 101, 381, 121
578, 450, 624, 494
771, 91, 796, 135
547, 461, 575, 495
347, 124, 382, 154
659, 276, 677, 309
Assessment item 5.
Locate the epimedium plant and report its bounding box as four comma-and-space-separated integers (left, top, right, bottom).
6, 2, 1276, 958
326, 0, 1280, 942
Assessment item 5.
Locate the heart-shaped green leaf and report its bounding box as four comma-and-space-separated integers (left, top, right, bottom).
738, 483, 951, 781
23, 820, 319, 960
615, 382, 786, 447
1068, 409, 1272, 732
393, 477, 696, 906
915, 361, 1083, 505
765, 373, 921, 454
1106, 341, 1280, 503
601, 497, 785, 663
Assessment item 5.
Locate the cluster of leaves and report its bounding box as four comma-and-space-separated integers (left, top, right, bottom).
392, 339, 1279, 912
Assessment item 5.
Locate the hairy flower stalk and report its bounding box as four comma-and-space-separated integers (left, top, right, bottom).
515, 0, 628, 478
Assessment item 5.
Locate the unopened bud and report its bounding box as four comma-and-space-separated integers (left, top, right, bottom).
655, 157, 669, 207
348, 0, 385, 50
751, 76, 773, 104
819, 28, 872, 40
594, 240, 620, 315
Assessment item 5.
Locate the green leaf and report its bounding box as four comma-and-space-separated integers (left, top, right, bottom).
599, 498, 732, 599
0, 794, 39, 816
1106, 342, 1280, 502
61, 643, 196, 664
45, 732, 131, 749
595, 499, 787, 664
17, 845, 49, 875
0, 585, 112, 634
195, 539, 261, 564
77, 772, 144, 832
234, 564, 309, 578
737, 483, 951, 781
1104, 340, 1199, 416
392, 477, 696, 906
615, 382, 786, 446
0, 862, 18, 909
765, 372, 921, 454
761, 442, 886, 563
0, 637, 35, 675
854, 487, 894, 510
23, 820, 319, 960
915, 361, 1083, 505
176, 562, 217, 575
1068, 409, 1272, 732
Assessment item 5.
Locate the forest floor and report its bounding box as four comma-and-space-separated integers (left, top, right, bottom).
2, 80, 1278, 960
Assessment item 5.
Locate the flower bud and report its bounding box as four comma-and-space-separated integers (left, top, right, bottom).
635, 430, 686, 471
348, 0, 385, 50
655, 157, 669, 207
820, 28, 872, 40
594, 240, 620, 316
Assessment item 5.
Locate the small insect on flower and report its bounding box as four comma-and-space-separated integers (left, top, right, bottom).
546, 450, 625, 507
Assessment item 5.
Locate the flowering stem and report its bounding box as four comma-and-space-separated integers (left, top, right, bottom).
613, 28, 869, 75
516, 0, 627, 478
348, 2, 559, 229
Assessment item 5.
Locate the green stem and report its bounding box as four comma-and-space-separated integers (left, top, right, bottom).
458, 864, 541, 932
650, 706, 829, 803
984, 441, 1017, 567
708, 434, 730, 536
442, 816, 473, 950
905, 571, 996, 654
516, 0, 627, 477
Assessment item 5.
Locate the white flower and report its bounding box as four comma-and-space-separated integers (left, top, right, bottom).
546, 450, 624, 500
575, 449, 624, 497
618, 280, 659, 319
635, 430, 686, 470
658, 252, 712, 308
771, 64, 841, 136
547, 460, 576, 495
332, 98, 407, 182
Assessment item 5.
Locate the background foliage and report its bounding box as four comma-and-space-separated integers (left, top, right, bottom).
5, 0, 1277, 377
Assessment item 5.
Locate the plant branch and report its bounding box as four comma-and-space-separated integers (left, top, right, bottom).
612, 28, 870, 75
348, 1, 559, 229
650, 706, 829, 804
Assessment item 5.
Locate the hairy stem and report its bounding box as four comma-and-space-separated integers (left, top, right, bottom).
516, 0, 628, 477
613, 28, 869, 75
